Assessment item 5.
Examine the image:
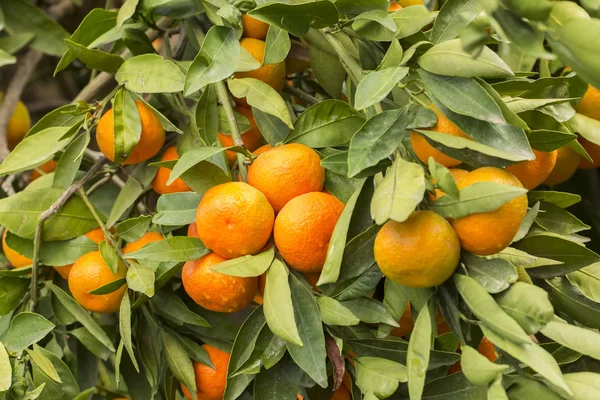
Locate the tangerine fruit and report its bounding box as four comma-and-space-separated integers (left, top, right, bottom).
544, 145, 579, 185
578, 138, 600, 169
195, 182, 274, 259
68, 251, 127, 313
182, 252, 257, 313
274, 192, 343, 272
31, 160, 57, 181
247, 143, 325, 213
2, 230, 31, 268
181, 344, 230, 400
374, 211, 460, 288
123, 232, 164, 255
3, 98, 31, 151
575, 84, 600, 121
96, 100, 165, 165
505, 149, 558, 190
151, 146, 191, 195
242, 14, 269, 40
451, 167, 528, 255
233, 38, 286, 106
54, 228, 106, 279
388, 2, 403, 11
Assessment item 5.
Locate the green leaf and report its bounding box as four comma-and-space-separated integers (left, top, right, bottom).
352, 10, 398, 41
69, 326, 112, 359
287, 100, 365, 147
99, 240, 120, 275
248, 1, 339, 37
107, 162, 157, 228
348, 109, 408, 177
0, 277, 29, 315
430, 181, 527, 219
536, 201, 590, 234
124, 237, 207, 262
527, 129, 577, 152
218, 106, 251, 135
461, 345, 508, 386
568, 263, 600, 302
115, 215, 153, 242
287, 274, 327, 388
379, 39, 403, 70
493, 8, 550, 59
564, 372, 600, 399
481, 324, 572, 398
117, 0, 139, 27
407, 301, 433, 400
126, 261, 155, 297
516, 233, 600, 279
342, 297, 398, 326
116, 54, 186, 93
0, 0, 68, 56
185, 26, 240, 96
264, 25, 291, 65
488, 376, 508, 400
462, 252, 517, 293
305, 29, 345, 99
132, 93, 183, 133
196, 85, 219, 145
31, 346, 79, 400
173, 331, 214, 367
4, 312, 54, 352
53, 133, 88, 190
419, 39, 513, 78
333, 0, 388, 14
64, 39, 124, 74
316, 296, 360, 326
541, 317, 600, 361
430, 0, 485, 44
263, 259, 302, 347
152, 290, 210, 327
354, 67, 409, 110
0, 48, 15, 67
546, 277, 600, 329
253, 108, 290, 146
0, 342, 10, 391
370, 158, 426, 225
27, 348, 61, 383
419, 71, 504, 124
254, 357, 299, 399
167, 147, 230, 185
213, 247, 275, 277
390, 5, 434, 39
227, 306, 265, 377
453, 274, 531, 345
0, 126, 73, 176
428, 158, 460, 199
179, 161, 231, 196
318, 181, 365, 285
45, 282, 115, 351
119, 294, 139, 372
112, 88, 142, 163
355, 357, 407, 398
548, 19, 600, 90
162, 332, 197, 398
153, 193, 200, 226
227, 78, 293, 128
87, 278, 127, 295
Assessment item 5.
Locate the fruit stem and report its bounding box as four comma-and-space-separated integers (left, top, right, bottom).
77, 187, 130, 268
215, 81, 248, 181
30, 157, 109, 310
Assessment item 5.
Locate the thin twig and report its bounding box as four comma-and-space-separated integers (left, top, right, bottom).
215, 82, 248, 180
30, 158, 108, 309
283, 84, 319, 105
1, 175, 17, 196
78, 187, 129, 266
0, 50, 44, 159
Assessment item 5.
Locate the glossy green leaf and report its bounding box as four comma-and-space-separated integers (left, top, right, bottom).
196, 85, 219, 144
264, 260, 302, 346
342, 297, 398, 326
287, 100, 365, 147
0, 342, 10, 390
407, 302, 433, 400
116, 54, 185, 93
352, 10, 398, 41
213, 247, 275, 277
317, 296, 360, 326
462, 252, 517, 293
27, 347, 61, 383
461, 345, 507, 386
115, 215, 153, 242
264, 25, 291, 65
99, 240, 120, 275
119, 294, 139, 372
124, 237, 207, 262
31, 346, 79, 400
53, 133, 88, 190
152, 291, 210, 327
185, 26, 240, 96
126, 261, 154, 297
167, 147, 230, 185
248, 1, 339, 37
287, 274, 327, 388
430, 0, 485, 44
454, 274, 531, 344
112, 88, 142, 164
428, 158, 460, 199
319, 180, 365, 285
564, 372, 600, 399
355, 357, 407, 398
179, 161, 230, 196
419, 39, 513, 78
431, 181, 527, 219
228, 78, 293, 128
162, 332, 197, 398
541, 317, 600, 361
4, 312, 54, 352
64, 39, 124, 74
107, 162, 157, 227
370, 158, 426, 225
354, 67, 408, 110
390, 5, 434, 39
0, 277, 29, 316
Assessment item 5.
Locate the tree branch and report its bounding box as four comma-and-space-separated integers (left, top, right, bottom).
30, 157, 108, 309
283, 84, 319, 106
